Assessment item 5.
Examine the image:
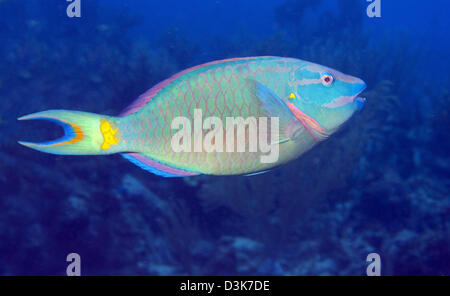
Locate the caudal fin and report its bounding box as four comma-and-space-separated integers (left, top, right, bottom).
18, 110, 123, 155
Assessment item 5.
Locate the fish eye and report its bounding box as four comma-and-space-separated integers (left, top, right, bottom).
321, 73, 334, 86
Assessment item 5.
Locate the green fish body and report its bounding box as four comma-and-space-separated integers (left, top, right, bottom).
19, 56, 366, 177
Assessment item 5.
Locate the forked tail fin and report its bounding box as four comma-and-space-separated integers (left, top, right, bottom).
18, 110, 125, 155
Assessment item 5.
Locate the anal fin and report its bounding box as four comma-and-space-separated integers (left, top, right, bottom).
121, 153, 200, 178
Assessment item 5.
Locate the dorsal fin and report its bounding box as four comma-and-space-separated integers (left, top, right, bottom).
121, 153, 200, 177
118, 56, 273, 116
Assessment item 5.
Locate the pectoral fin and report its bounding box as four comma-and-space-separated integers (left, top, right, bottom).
247, 79, 302, 143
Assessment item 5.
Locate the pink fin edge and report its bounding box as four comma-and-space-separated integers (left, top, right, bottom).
122, 152, 200, 177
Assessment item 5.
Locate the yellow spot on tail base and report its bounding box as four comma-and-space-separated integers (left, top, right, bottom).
289, 93, 296, 100
100, 119, 119, 150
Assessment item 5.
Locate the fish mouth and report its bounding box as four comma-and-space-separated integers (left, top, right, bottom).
353, 88, 366, 110
354, 86, 366, 103
321, 88, 367, 109
355, 96, 366, 103
354, 82, 367, 107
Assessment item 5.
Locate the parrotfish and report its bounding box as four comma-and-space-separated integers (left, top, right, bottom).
18, 56, 366, 177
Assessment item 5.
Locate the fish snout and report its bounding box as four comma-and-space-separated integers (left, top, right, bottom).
353, 78, 367, 94
353, 80, 367, 110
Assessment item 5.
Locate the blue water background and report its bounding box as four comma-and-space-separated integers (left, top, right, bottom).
0, 0, 449, 275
